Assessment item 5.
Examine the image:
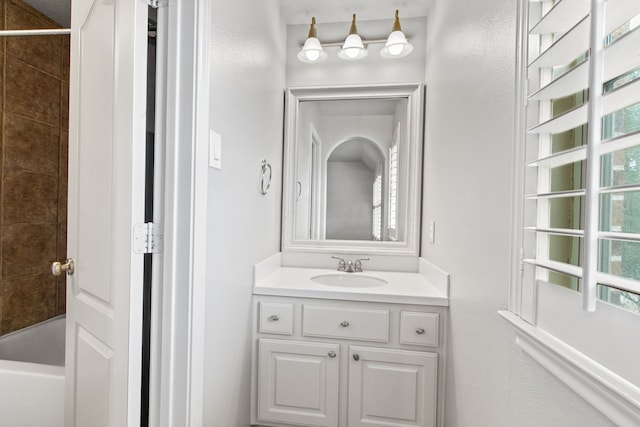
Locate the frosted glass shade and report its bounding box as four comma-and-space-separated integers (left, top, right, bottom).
380, 31, 414, 58
297, 37, 328, 63
338, 34, 368, 60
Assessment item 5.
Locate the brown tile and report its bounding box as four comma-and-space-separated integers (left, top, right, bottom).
58, 131, 68, 224
0, 0, 5, 30
5, 56, 60, 126
61, 80, 69, 129
3, 169, 59, 223
0, 52, 4, 114
7, 36, 62, 79
55, 222, 66, 315
4, 113, 59, 174
56, 275, 66, 315
56, 222, 66, 312
62, 36, 70, 82
5, 1, 62, 78
6, 0, 59, 29
1, 222, 58, 279
1, 272, 56, 334
56, 222, 66, 260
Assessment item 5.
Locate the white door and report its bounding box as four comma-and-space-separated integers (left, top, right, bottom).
64, 0, 148, 425
348, 346, 438, 427
258, 338, 340, 426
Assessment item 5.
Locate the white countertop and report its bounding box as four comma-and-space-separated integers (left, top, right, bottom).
253, 266, 449, 306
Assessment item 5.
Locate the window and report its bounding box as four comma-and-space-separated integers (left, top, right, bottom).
505, 0, 640, 424
372, 173, 382, 240
388, 125, 399, 241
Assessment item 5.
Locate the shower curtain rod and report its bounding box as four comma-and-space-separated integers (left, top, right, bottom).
0, 29, 71, 36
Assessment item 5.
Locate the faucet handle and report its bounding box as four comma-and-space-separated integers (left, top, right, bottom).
354, 257, 370, 272
331, 256, 346, 271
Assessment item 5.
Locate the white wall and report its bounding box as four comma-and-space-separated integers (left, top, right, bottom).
203, 0, 285, 425
421, 0, 614, 425
326, 161, 375, 239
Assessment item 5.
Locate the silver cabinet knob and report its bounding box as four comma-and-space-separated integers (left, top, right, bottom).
328, 351, 337, 358
416, 328, 425, 335
52, 259, 74, 276
269, 315, 279, 321
340, 321, 350, 327
353, 354, 360, 361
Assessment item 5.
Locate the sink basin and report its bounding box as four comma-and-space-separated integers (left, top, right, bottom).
311, 274, 388, 288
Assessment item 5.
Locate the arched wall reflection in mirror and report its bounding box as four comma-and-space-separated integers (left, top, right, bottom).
282, 84, 424, 256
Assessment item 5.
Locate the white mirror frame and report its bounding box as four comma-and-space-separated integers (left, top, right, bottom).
282, 83, 424, 256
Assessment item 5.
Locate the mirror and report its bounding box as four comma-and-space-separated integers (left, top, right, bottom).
282, 84, 423, 256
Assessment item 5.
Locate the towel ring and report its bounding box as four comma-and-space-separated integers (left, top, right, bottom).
260, 160, 272, 195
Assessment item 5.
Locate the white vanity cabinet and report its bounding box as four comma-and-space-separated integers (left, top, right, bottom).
347, 346, 437, 427
250, 296, 446, 427
257, 338, 340, 426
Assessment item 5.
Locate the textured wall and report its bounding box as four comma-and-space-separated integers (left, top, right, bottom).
421, 0, 614, 425
203, 0, 285, 425
326, 161, 375, 240
0, 0, 68, 335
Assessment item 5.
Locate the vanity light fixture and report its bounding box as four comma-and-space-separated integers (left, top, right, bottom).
337, 14, 369, 60
297, 10, 414, 64
297, 17, 328, 63
380, 10, 414, 59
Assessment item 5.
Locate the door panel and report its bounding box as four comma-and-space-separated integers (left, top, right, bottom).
74, 327, 112, 427
76, 0, 116, 308
65, 0, 148, 425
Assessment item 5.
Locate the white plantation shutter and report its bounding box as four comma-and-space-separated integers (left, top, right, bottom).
508, 0, 640, 423
522, 0, 640, 316
372, 174, 382, 240
388, 126, 399, 241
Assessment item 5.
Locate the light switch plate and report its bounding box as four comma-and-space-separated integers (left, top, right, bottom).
209, 130, 222, 169
428, 220, 435, 243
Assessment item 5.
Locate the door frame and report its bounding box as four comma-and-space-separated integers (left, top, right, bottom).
153, 0, 209, 425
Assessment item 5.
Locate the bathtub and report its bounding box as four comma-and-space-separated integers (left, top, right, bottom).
0, 315, 65, 427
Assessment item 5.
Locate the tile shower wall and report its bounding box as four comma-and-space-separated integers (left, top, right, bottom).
0, 0, 69, 334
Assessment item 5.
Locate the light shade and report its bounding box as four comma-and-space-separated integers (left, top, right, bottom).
297, 17, 328, 63
338, 14, 369, 60
380, 10, 414, 59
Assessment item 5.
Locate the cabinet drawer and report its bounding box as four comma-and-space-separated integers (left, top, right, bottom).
400, 311, 439, 347
259, 302, 293, 335
303, 305, 389, 342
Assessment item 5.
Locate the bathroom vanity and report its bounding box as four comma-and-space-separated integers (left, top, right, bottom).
251, 83, 447, 426
249, 262, 449, 427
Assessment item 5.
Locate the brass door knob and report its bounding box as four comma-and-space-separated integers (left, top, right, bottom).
52, 259, 74, 276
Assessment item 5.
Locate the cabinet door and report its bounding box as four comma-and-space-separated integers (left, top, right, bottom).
348, 346, 437, 427
258, 338, 339, 426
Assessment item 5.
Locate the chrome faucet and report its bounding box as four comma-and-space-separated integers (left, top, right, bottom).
354, 257, 369, 272
332, 256, 370, 273
332, 256, 347, 271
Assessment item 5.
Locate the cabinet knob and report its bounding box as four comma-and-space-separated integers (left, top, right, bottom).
328, 351, 337, 358
416, 328, 425, 335
269, 315, 279, 321
340, 321, 350, 327
352, 354, 360, 361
